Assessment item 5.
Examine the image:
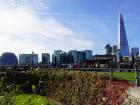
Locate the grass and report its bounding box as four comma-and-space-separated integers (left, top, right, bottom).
113, 72, 136, 82
15, 94, 56, 105
97, 72, 138, 82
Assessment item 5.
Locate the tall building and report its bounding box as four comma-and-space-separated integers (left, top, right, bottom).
60, 51, 68, 64
118, 13, 130, 57
52, 50, 62, 64
84, 50, 93, 60
42, 53, 50, 64
19, 52, 38, 65
131, 47, 139, 56
77, 51, 85, 64
68, 50, 78, 63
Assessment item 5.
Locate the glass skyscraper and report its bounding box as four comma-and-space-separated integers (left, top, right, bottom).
52, 50, 62, 64
118, 13, 130, 57
42, 53, 50, 64
84, 50, 93, 60
68, 50, 78, 63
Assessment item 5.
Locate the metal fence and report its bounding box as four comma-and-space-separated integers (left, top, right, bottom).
82, 67, 140, 86
47, 67, 140, 86
0, 65, 140, 86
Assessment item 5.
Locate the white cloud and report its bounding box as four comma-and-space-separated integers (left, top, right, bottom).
0, 5, 93, 57
0, 0, 48, 11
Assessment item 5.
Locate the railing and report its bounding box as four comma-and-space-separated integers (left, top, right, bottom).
80, 67, 140, 86
45, 67, 140, 86
31, 66, 140, 86
0, 65, 140, 86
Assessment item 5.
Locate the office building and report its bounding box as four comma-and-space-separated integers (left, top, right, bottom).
68, 50, 92, 64
68, 50, 78, 63
52, 50, 62, 64
112, 45, 118, 55
60, 51, 68, 64
131, 47, 139, 56
105, 44, 112, 55
118, 13, 130, 57
84, 50, 93, 60
19, 52, 38, 65
42, 53, 50, 64
77, 51, 85, 64
0, 52, 18, 66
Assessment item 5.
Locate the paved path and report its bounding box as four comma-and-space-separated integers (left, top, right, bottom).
124, 87, 140, 105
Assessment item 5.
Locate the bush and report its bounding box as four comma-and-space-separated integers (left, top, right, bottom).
0, 70, 133, 105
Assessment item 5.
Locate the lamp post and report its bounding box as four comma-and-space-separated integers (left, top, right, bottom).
109, 60, 113, 77
134, 62, 139, 86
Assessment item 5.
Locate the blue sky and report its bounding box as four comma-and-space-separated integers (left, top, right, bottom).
0, 0, 139, 56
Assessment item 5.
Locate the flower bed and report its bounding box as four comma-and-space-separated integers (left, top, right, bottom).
102, 80, 133, 105
1, 70, 134, 105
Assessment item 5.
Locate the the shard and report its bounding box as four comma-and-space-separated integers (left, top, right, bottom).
118, 13, 130, 57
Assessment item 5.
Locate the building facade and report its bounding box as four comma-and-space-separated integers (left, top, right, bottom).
77, 51, 84, 64
84, 50, 93, 60
67, 50, 93, 64
118, 13, 130, 57
131, 47, 139, 56
52, 50, 62, 64
0, 52, 18, 66
42, 53, 50, 64
19, 52, 38, 65
68, 50, 78, 63
112, 45, 118, 56
105, 44, 112, 55
60, 51, 68, 64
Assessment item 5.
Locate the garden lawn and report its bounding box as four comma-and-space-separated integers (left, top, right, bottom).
16, 94, 56, 105
98, 72, 138, 82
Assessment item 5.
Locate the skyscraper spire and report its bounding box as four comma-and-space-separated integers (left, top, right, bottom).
118, 13, 130, 57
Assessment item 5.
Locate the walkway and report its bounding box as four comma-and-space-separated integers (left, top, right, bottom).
124, 87, 140, 105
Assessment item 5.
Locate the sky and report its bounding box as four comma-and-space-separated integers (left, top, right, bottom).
0, 0, 139, 58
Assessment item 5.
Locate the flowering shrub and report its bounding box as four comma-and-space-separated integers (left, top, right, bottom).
102, 80, 133, 105
42, 71, 105, 105
0, 70, 134, 105
39, 70, 133, 105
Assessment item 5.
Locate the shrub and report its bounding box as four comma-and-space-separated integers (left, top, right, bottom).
0, 70, 133, 105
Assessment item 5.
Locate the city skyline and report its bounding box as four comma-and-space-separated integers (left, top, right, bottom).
0, 0, 139, 56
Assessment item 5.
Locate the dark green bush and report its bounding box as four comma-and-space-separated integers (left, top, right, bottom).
1, 70, 106, 105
